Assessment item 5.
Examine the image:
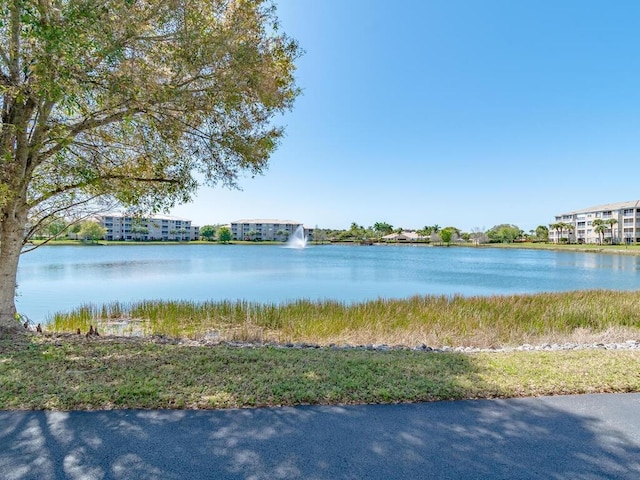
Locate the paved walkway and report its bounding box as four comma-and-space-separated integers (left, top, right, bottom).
1, 393, 639, 479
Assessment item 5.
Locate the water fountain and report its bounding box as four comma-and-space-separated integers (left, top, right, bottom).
284, 225, 308, 249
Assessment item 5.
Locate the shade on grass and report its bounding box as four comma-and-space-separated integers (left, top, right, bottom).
1, 336, 639, 410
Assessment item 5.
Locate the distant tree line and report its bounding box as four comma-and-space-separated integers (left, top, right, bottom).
313, 222, 551, 245
33, 218, 555, 246
30, 218, 107, 244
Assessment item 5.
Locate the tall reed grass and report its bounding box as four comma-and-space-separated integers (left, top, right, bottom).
49, 290, 640, 347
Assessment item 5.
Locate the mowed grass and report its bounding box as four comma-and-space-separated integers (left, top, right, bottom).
1, 335, 639, 410
50, 290, 640, 348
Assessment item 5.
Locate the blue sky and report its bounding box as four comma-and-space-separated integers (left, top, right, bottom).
171, 0, 640, 232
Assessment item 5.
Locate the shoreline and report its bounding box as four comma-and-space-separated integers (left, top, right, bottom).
35, 327, 640, 354
29, 239, 640, 256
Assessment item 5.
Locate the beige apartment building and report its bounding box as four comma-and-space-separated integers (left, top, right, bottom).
98, 213, 200, 241
550, 200, 640, 244
230, 219, 313, 241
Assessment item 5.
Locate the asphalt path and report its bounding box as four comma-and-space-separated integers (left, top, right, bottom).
1, 393, 639, 479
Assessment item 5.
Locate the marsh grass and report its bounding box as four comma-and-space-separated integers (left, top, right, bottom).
50, 290, 640, 348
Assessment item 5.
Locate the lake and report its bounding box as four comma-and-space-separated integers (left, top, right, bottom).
16, 244, 640, 322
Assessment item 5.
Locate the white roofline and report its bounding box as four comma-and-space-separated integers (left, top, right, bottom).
558, 200, 640, 216
99, 212, 192, 222
231, 219, 302, 224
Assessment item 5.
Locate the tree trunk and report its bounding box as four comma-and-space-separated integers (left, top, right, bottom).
0, 201, 28, 334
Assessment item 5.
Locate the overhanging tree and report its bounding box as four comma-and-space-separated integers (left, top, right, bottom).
0, 0, 300, 332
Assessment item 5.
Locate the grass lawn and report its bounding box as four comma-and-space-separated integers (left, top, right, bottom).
1, 334, 639, 410
473, 241, 640, 255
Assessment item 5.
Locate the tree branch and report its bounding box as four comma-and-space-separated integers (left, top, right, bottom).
28, 173, 181, 209
0, 72, 11, 87
39, 107, 142, 162
8, 0, 22, 82
22, 195, 116, 252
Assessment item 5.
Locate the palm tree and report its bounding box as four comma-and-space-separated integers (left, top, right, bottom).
373, 222, 393, 237
607, 218, 618, 244
564, 223, 575, 244
550, 222, 563, 243
417, 226, 433, 241
348, 222, 366, 240
592, 219, 605, 244
594, 225, 607, 244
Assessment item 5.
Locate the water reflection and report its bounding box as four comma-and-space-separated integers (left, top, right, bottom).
553, 252, 640, 271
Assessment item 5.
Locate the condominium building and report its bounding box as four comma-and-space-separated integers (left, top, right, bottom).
230, 219, 313, 241
98, 213, 199, 241
549, 200, 640, 244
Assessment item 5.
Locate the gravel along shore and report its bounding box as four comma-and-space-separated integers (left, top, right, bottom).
165, 337, 640, 354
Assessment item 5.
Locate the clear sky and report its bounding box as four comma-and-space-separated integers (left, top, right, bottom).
171, 0, 640, 233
